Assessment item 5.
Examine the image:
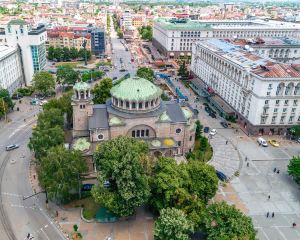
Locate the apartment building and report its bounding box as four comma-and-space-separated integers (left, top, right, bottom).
153, 18, 300, 58
191, 39, 300, 135
3, 20, 47, 86
0, 45, 24, 94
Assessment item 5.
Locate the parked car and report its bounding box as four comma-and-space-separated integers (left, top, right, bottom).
209, 112, 217, 118
257, 137, 268, 147
298, 137, 300, 143
81, 184, 94, 192
269, 139, 280, 147
6, 144, 19, 151
220, 121, 228, 128
216, 170, 227, 182
204, 106, 211, 113
113, 77, 118, 80
209, 129, 217, 136
204, 127, 210, 133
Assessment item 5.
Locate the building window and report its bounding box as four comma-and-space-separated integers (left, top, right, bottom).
98, 134, 104, 140
120, 100, 123, 107
280, 116, 285, 123
132, 102, 136, 109
141, 130, 145, 137
126, 101, 130, 108
271, 116, 276, 123
293, 100, 298, 106
276, 100, 280, 105
289, 116, 294, 123
145, 102, 149, 108
267, 92, 271, 96
284, 100, 289, 105
132, 131, 135, 137
292, 108, 296, 113
283, 108, 287, 113
189, 136, 193, 141
136, 130, 140, 137
176, 128, 181, 134
274, 108, 278, 113
178, 141, 181, 146
265, 100, 269, 105
139, 102, 143, 109
145, 129, 149, 137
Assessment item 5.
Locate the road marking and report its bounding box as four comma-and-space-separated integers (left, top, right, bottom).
275, 226, 288, 240
2, 192, 23, 197
255, 227, 271, 240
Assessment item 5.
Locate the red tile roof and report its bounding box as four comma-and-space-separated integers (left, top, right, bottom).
252, 63, 300, 78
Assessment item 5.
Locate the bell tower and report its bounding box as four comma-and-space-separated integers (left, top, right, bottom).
72, 81, 93, 138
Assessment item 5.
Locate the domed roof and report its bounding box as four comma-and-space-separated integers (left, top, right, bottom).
110, 76, 162, 102
74, 81, 90, 91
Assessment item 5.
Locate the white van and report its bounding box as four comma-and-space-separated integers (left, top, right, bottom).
257, 137, 268, 147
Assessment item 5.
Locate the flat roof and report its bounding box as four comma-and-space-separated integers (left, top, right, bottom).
155, 18, 300, 31
155, 18, 211, 30
197, 39, 300, 79
0, 46, 17, 60
226, 37, 300, 47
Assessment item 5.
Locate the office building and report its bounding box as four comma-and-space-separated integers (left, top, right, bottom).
4, 20, 47, 86
90, 28, 105, 57
191, 39, 300, 135
0, 45, 24, 94
153, 18, 300, 58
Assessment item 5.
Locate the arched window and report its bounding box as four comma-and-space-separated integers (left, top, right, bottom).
294, 83, 300, 95
139, 102, 143, 109
132, 102, 136, 109
285, 83, 294, 95
276, 83, 285, 96
80, 91, 85, 99
126, 101, 130, 108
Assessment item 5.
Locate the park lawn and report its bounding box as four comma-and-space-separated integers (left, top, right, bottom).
190, 137, 213, 163
56, 62, 78, 68
65, 196, 99, 220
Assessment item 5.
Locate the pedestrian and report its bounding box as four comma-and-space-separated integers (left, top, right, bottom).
56, 210, 59, 217
272, 212, 274, 218
247, 162, 249, 167
267, 212, 269, 218
226, 140, 228, 145
293, 222, 297, 228
268, 195, 270, 200
245, 157, 248, 161
277, 170, 280, 174
273, 168, 277, 173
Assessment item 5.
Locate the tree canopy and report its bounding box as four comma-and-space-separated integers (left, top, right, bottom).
92, 78, 113, 104
178, 61, 189, 79
0, 89, 13, 118
48, 46, 92, 62
139, 26, 153, 41
203, 202, 256, 240
136, 67, 155, 82
39, 146, 87, 202
92, 136, 150, 217
154, 208, 194, 240
32, 71, 56, 96
288, 156, 300, 182
56, 65, 80, 85
288, 126, 300, 137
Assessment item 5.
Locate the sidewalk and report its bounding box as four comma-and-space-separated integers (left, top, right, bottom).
208, 134, 241, 179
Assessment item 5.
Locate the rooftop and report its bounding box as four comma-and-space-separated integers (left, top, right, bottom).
0, 46, 17, 60
197, 39, 300, 79
110, 76, 162, 102
8, 19, 27, 26
155, 18, 211, 30
226, 37, 300, 47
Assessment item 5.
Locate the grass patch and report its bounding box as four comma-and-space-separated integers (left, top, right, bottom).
187, 137, 213, 163
65, 197, 99, 220
56, 62, 79, 68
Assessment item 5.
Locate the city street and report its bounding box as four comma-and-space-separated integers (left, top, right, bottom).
0, 99, 65, 240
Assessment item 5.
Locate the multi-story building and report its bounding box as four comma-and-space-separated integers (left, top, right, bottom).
90, 28, 105, 57
191, 39, 300, 135
153, 18, 300, 58
47, 31, 91, 51
120, 10, 133, 31
0, 45, 24, 94
225, 38, 300, 64
3, 20, 47, 86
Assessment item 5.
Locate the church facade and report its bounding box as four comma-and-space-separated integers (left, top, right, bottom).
72, 76, 196, 157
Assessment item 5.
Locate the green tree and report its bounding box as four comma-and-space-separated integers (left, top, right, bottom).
136, 67, 154, 82
62, 47, 70, 61
69, 47, 79, 60
92, 136, 150, 217
178, 61, 189, 79
78, 49, 92, 61
32, 71, 55, 96
92, 78, 112, 104
195, 120, 203, 139
37, 108, 64, 129
28, 126, 65, 161
184, 161, 218, 203
56, 65, 80, 85
48, 46, 55, 60
39, 146, 87, 202
149, 157, 187, 212
139, 26, 153, 41
288, 126, 300, 137
53, 47, 63, 61
0, 89, 13, 118
154, 208, 194, 240
204, 202, 256, 240
288, 157, 300, 182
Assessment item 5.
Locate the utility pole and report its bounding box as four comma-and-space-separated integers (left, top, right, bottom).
82, 40, 87, 66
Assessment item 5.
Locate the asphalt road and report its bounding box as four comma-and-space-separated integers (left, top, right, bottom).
0, 102, 65, 240
106, 20, 137, 80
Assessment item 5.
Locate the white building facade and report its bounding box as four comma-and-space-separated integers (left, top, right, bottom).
153, 18, 300, 58
191, 39, 300, 135
3, 20, 47, 86
0, 46, 24, 94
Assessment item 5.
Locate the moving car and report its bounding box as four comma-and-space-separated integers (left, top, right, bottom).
268, 139, 280, 147
6, 144, 19, 151
216, 170, 227, 182
257, 137, 268, 147
220, 121, 228, 128
209, 129, 217, 136
204, 127, 210, 133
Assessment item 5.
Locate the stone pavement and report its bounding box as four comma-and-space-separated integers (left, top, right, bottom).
208, 133, 241, 179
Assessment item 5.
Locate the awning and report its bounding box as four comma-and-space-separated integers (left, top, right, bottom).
180, 52, 185, 56
187, 52, 191, 56
169, 52, 174, 56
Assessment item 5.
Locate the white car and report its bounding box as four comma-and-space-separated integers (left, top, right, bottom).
257, 137, 268, 147
209, 129, 217, 136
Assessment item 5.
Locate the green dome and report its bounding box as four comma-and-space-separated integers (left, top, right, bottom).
110, 76, 162, 102
74, 81, 90, 92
